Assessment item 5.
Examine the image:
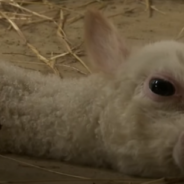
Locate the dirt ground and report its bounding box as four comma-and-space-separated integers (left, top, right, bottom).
0, 0, 184, 183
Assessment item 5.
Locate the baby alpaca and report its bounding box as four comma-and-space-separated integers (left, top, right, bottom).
1, 9, 184, 178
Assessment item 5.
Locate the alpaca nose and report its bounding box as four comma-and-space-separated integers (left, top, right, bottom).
173, 132, 184, 172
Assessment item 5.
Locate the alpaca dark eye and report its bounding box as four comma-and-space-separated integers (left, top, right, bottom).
149, 78, 175, 96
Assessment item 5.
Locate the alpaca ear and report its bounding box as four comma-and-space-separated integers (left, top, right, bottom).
84, 9, 130, 74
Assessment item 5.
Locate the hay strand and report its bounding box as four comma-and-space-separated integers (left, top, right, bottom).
0, 154, 90, 180
0, 9, 62, 77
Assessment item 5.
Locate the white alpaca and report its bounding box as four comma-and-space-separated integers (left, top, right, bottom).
0, 9, 184, 178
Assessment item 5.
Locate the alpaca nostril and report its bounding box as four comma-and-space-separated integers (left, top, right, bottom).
173, 132, 184, 172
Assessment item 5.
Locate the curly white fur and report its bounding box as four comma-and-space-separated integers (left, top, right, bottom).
1, 9, 184, 178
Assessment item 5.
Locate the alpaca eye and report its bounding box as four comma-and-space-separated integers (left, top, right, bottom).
149, 78, 175, 96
